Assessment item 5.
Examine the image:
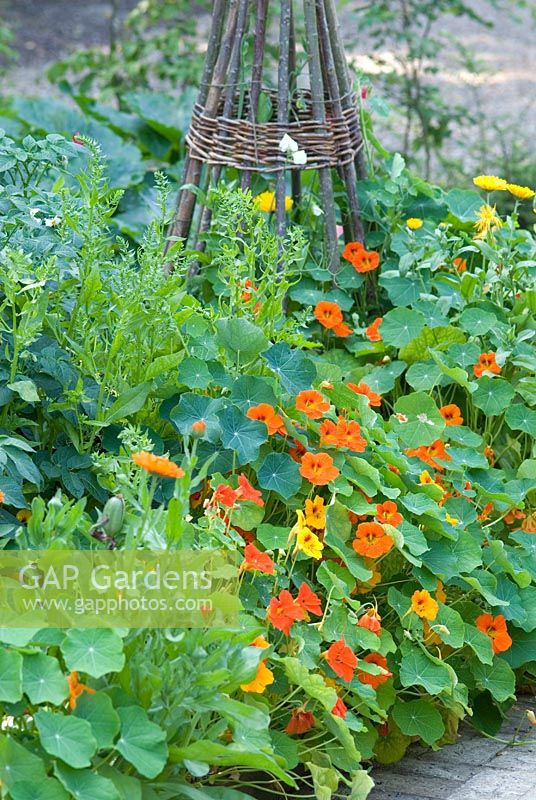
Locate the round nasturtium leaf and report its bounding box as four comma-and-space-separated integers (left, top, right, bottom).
61, 629, 125, 678
392, 699, 445, 745
472, 377, 515, 417
35, 710, 97, 769
22, 652, 69, 706
257, 452, 302, 499
380, 307, 425, 348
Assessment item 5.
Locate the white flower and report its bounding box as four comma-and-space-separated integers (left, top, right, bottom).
45, 216, 62, 228
293, 149, 308, 166
29, 208, 41, 218
312, 203, 324, 217
279, 133, 299, 154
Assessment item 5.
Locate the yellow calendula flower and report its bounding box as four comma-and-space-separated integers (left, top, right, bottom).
473, 175, 508, 192
254, 190, 293, 213
406, 217, 423, 230
506, 183, 535, 200
474, 204, 502, 240
305, 495, 326, 530
296, 527, 324, 559
445, 513, 459, 526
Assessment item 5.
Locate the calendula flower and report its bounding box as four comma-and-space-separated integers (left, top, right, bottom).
68, 672, 95, 710
286, 708, 315, 735
299, 452, 340, 485
376, 500, 403, 527
473, 352, 501, 378
246, 403, 286, 435
241, 636, 274, 694
267, 589, 304, 636
295, 389, 330, 419
132, 451, 184, 479
473, 175, 508, 192
314, 300, 344, 330
332, 697, 348, 719
365, 317, 383, 342
411, 589, 439, 620
241, 544, 275, 575
297, 582, 322, 616
254, 191, 293, 213
324, 638, 357, 682
474, 204, 502, 239
440, 404, 463, 426
358, 609, 382, 634
476, 613, 512, 654
350, 248, 380, 274
347, 382, 382, 408
358, 653, 392, 689
237, 474, 264, 507
506, 183, 535, 200
406, 217, 423, 229
352, 522, 394, 558
305, 495, 326, 530
296, 526, 324, 559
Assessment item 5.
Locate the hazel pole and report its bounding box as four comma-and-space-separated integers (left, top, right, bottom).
303, 0, 339, 275
242, 0, 269, 191
288, 2, 302, 214
276, 0, 292, 260
166, 0, 239, 254
316, 0, 364, 243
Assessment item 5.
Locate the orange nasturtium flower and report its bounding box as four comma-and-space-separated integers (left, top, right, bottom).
332, 320, 353, 337
411, 589, 439, 620
241, 544, 275, 575
286, 708, 315, 735
342, 241, 365, 264
319, 417, 366, 452
358, 609, 382, 635
352, 522, 394, 558
305, 495, 326, 530
365, 317, 383, 342
295, 389, 330, 419
332, 697, 348, 719
440, 404, 464, 426
454, 257, 467, 273
345, 245, 380, 273
240, 636, 274, 694
299, 452, 339, 485
376, 501, 403, 527
406, 439, 451, 471
68, 672, 95, 710
237, 474, 264, 507
297, 582, 323, 616
314, 300, 344, 330
212, 484, 239, 508
347, 382, 382, 408
484, 446, 495, 465
324, 638, 357, 682
476, 613, 512, 654
358, 653, 392, 689
0, 490, 5, 504
246, 403, 286, 435
473, 352, 502, 378
267, 589, 304, 636
132, 451, 184, 479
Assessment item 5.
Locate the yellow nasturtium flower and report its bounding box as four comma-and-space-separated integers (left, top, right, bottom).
305, 495, 326, 530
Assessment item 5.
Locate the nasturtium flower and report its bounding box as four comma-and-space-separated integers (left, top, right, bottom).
506, 183, 535, 199
289, 509, 308, 541
241, 544, 275, 575
411, 589, 439, 620
478, 501, 494, 521
240, 636, 274, 694
435, 581, 447, 603
132, 451, 184, 479
358, 608, 382, 634
365, 317, 383, 342
476, 613, 512, 654
246, 403, 286, 435
445, 513, 459, 527
0, 491, 4, 504
352, 522, 394, 558
324, 638, 357, 682
342, 241, 365, 264
473, 352, 501, 378
406, 440, 451, 471
68, 672, 95, 710
286, 708, 315, 735
320, 417, 366, 452
314, 300, 344, 330
376, 500, 403, 527
406, 217, 423, 229
419, 470, 441, 490
484, 446, 496, 465
191, 420, 207, 437
347, 382, 381, 407
212, 484, 239, 508
358, 653, 392, 689
440, 404, 463, 426
474, 204, 502, 239
295, 389, 330, 419
254, 190, 293, 212
454, 257, 467, 272
299, 452, 340, 485
297, 582, 322, 616
266, 589, 304, 636
350, 247, 380, 274
332, 697, 348, 719
296, 526, 324, 559
305, 495, 326, 530
473, 175, 508, 192
332, 321, 353, 337
237, 474, 264, 507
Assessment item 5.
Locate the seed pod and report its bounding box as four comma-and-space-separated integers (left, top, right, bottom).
101, 495, 125, 535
